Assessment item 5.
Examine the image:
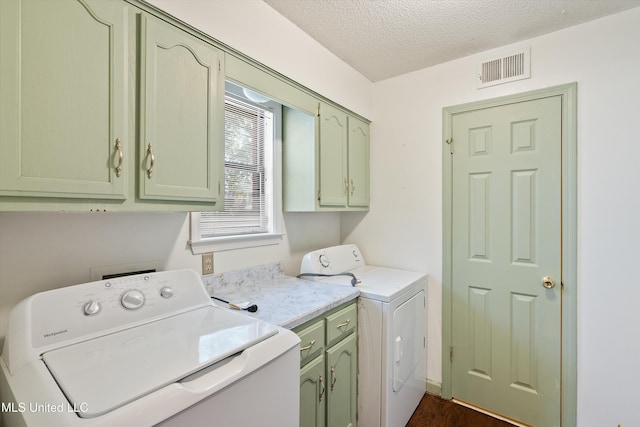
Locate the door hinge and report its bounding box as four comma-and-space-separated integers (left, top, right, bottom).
449, 345, 454, 362
218, 180, 221, 195
317, 190, 321, 201
218, 59, 221, 74
446, 138, 454, 154
317, 104, 321, 117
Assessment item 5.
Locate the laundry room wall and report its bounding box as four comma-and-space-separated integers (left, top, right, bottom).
0, 0, 372, 344
341, 7, 640, 427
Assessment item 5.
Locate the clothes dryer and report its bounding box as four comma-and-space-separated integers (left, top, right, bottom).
300, 244, 427, 427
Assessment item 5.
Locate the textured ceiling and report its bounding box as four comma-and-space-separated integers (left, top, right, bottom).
263, 0, 640, 82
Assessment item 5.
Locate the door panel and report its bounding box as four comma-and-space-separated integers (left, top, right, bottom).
451, 96, 562, 426
319, 103, 348, 207
300, 354, 325, 427
347, 116, 370, 207
326, 333, 356, 427
0, 0, 127, 198
140, 15, 223, 202
392, 289, 426, 392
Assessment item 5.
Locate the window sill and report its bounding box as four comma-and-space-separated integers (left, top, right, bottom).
189, 233, 285, 254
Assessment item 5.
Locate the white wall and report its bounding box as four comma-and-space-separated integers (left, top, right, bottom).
342, 7, 640, 427
0, 0, 372, 342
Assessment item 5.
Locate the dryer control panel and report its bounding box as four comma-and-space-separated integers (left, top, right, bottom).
300, 244, 365, 275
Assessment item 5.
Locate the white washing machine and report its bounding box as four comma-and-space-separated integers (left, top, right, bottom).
300, 244, 427, 427
0, 269, 300, 427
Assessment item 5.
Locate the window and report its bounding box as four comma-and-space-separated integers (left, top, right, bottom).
190, 82, 282, 252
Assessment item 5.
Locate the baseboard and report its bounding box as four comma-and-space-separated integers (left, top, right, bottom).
426, 379, 442, 396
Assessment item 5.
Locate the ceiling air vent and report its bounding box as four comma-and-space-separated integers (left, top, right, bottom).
477, 48, 530, 88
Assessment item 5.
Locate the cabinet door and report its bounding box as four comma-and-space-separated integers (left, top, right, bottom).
300, 354, 326, 427
326, 333, 357, 427
139, 15, 224, 203
347, 117, 370, 207
0, 0, 127, 199
318, 103, 348, 207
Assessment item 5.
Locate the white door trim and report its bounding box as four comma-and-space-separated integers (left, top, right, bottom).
442, 83, 577, 427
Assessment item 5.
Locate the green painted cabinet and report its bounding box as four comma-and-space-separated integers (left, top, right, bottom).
0, 0, 224, 211
326, 334, 357, 427
139, 14, 224, 203
300, 353, 326, 427
294, 302, 358, 427
0, 0, 128, 199
283, 103, 370, 211
347, 116, 370, 208
318, 103, 349, 207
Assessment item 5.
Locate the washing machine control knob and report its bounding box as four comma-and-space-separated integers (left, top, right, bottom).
160, 287, 174, 298
121, 290, 145, 310
83, 300, 101, 316
319, 254, 330, 268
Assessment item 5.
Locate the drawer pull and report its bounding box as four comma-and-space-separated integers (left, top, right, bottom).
114, 138, 123, 178
319, 375, 325, 402
330, 366, 337, 391
336, 319, 351, 329
300, 339, 316, 352
146, 143, 155, 179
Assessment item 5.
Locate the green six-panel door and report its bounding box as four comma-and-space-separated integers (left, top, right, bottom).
0, 0, 127, 199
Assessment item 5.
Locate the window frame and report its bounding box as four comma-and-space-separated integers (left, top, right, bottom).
189, 82, 284, 254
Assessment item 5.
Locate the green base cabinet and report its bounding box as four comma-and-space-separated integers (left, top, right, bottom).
283, 103, 370, 212
300, 354, 326, 427
294, 302, 358, 427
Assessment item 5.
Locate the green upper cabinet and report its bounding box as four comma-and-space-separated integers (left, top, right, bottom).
139, 15, 224, 204
0, 0, 128, 199
318, 103, 348, 207
283, 102, 370, 212
347, 116, 370, 208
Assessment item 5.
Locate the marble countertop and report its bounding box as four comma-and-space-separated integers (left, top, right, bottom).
202, 262, 360, 329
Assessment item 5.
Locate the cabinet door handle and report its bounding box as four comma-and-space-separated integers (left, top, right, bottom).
330, 366, 337, 391
300, 339, 316, 352
146, 143, 155, 179
336, 319, 351, 330
343, 178, 349, 196
319, 375, 325, 402
114, 138, 123, 178
350, 178, 355, 196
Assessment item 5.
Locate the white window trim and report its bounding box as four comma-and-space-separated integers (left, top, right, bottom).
189, 213, 284, 254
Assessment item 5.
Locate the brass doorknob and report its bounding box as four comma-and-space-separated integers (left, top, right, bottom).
542, 276, 556, 289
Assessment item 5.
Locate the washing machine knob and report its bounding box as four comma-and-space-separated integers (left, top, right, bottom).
121, 290, 145, 310
319, 254, 330, 268
160, 287, 174, 298
83, 300, 101, 316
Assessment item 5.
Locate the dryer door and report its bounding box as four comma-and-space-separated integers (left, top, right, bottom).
392, 290, 426, 392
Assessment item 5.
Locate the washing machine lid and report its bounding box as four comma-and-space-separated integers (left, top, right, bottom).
316, 266, 426, 303
42, 306, 278, 418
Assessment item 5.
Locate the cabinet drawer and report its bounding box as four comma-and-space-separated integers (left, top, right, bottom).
326, 303, 357, 345
296, 319, 325, 366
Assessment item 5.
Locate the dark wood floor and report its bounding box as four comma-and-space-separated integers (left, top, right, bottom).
406, 393, 515, 427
